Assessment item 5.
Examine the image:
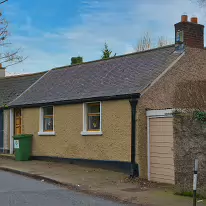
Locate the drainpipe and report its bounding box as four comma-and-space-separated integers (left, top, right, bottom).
129, 96, 139, 178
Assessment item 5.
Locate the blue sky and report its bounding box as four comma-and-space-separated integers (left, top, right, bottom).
2, 0, 206, 75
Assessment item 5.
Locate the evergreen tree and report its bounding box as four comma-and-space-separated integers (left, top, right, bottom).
101, 43, 116, 59
71, 56, 83, 65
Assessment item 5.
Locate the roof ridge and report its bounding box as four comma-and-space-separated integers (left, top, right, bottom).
9, 44, 179, 107
52, 44, 175, 71
4, 71, 47, 79
8, 70, 51, 106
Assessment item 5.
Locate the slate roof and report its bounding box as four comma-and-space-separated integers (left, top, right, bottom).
9, 45, 182, 107
0, 72, 46, 107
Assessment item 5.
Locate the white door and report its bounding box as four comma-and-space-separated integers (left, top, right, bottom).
149, 117, 175, 184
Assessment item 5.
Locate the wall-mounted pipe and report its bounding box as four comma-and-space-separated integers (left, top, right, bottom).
129, 96, 139, 177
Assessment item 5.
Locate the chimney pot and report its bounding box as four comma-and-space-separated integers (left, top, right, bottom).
191, 17, 198, 24
181, 15, 188, 22
175, 15, 204, 49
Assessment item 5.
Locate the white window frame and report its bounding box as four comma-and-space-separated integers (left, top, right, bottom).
38, 106, 55, 136
81, 101, 102, 136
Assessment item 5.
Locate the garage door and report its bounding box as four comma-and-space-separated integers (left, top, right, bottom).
149, 117, 174, 184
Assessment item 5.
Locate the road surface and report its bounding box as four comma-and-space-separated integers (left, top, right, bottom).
0, 170, 126, 206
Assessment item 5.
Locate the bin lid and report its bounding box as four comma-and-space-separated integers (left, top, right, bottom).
13, 134, 33, 139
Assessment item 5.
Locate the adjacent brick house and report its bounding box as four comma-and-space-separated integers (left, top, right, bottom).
5, 15, 206, 184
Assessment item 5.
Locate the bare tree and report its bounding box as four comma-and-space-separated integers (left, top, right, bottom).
0, 0, 8, 5
136, 32, 151, 52
0, 0, 25, 68
196, 0, 206, 6
135, 33, 171, 52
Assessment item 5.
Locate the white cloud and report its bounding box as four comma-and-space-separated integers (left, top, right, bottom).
4, 0, 206, 74
6, 71, 28, 76
125, 44, 136, 54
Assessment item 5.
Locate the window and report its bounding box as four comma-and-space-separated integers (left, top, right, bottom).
43, 106, 53, 131
38, 106, 55, 136
81, 102, 102, 136
87, 103, 100, 131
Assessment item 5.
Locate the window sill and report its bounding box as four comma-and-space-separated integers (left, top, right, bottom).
38, 131, 56, 136
81, 131, 103, 136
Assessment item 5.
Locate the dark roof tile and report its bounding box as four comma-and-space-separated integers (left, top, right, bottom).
10, 45, 181, 107
0, 72, 46, 106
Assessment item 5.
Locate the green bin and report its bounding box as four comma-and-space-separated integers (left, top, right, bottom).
13, 134, 33, 161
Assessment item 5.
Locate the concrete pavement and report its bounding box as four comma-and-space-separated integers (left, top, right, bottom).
0, 156, 205, 206
0, 170, 126, 206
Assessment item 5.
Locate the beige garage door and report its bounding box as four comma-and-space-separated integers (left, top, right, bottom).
149, 117, 174, 184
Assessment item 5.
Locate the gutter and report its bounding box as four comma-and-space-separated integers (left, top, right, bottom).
8, 93, 140, 109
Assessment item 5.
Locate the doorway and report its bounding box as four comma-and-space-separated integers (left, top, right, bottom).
14, 108, 22, 135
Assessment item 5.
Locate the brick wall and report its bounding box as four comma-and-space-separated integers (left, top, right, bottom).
175, 22, 204, 49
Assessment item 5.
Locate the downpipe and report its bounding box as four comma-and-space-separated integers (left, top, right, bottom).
129, 96, 139, 178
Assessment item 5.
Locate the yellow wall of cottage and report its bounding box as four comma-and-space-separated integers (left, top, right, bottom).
21, 100, 134, 163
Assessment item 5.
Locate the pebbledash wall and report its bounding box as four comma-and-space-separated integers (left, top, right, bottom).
173, 113, 206, 197
135, 47, 206, 179
21, 100, 132, 164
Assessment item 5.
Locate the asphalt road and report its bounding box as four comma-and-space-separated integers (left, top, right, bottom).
0, 171, 126, 206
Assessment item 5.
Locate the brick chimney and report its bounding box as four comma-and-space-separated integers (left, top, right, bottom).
175, 15, 204, 49
0, 63, 5, 78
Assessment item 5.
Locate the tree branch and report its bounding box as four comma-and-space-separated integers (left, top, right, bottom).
0, 0, 8, 5
3, 56, 28, 68
0, 0, 27, 69
0, 49, 21, 60
0, 42, 11, 46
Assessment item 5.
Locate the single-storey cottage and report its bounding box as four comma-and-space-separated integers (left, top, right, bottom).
6, 15, 206, 184
0, 70, 45, 153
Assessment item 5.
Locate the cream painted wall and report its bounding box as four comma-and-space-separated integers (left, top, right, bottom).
22, 100, 132, 162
